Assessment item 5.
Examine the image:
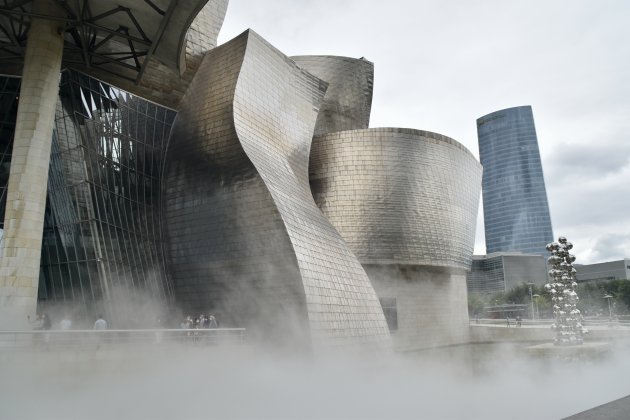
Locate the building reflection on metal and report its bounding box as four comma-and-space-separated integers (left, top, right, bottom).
164, 30, 391, 348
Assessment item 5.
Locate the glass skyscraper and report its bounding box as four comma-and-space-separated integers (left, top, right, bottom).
477, 105, 553, 255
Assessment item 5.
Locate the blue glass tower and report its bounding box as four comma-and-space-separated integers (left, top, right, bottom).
477, 106, 553, 255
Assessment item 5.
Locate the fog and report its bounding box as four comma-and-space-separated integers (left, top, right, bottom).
2, 340, 630, 419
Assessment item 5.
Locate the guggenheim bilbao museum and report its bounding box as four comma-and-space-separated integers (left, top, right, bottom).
0, 0, 481, 351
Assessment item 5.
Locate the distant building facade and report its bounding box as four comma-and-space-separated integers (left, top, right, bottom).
467, 253, 548, 295
575, 259, 630, 282
477, 106, 554, 255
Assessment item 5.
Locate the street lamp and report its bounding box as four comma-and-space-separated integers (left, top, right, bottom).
604, 294, 614, 323
532, 294, 540, 320
527, 282, 535, 320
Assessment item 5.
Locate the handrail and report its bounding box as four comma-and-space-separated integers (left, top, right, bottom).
0, 328, 246, 334
0, 328, 246, 349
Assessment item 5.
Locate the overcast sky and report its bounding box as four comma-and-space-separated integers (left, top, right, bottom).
217, 0, 630, 264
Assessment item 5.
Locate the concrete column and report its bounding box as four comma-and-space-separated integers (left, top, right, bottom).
0, 0, 64, 329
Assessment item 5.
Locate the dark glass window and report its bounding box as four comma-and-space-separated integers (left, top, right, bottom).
0, 70, 180, 327
379, 297, 398, 331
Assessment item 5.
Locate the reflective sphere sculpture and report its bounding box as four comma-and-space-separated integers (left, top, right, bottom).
545, 237, 587, 345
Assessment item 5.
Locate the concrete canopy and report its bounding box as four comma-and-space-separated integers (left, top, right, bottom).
0, 0, 208, 84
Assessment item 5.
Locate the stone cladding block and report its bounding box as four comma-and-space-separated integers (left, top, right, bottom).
164, 30, 391, 349
366, 265, 471, 351
0, 0, 64, 329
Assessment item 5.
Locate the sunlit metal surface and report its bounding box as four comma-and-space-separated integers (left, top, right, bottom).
163, 30, 391, 348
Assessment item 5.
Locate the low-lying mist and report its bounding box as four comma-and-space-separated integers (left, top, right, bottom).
2, 340, 630, 419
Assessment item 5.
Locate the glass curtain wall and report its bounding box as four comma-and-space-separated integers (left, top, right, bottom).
0, 76, 21, 239
37, 70, 176, 327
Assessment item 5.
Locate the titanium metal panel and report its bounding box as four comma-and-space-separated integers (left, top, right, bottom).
477, 106, 554, 255
292, 55, 373, 136
309, 128, 482, 271
164, 30, 390, 348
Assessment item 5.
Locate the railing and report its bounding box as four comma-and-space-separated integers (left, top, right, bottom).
470, 318, 630, 328
0, 328, 246, 349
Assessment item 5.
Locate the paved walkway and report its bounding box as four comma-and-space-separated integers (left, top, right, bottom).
563, 395, 630, 419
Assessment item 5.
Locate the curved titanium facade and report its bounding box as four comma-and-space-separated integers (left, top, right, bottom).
309, 127, 482, 350
164, 30, 390, 348
291, 56, 373, 136
477, 106, 553, 255
309, 128, 482, 270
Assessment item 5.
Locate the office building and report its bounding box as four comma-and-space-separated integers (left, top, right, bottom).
477, 106, 554, 255
467, 252, 548, 295
575, 259, 630, 282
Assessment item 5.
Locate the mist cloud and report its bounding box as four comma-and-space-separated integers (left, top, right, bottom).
2, 341, 630, 419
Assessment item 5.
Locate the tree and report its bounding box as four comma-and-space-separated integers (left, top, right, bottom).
468, 293, 486, 317
574, 279, 630, 316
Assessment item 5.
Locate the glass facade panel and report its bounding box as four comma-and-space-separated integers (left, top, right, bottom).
467, 256, 505, 295
0, 76, 21, 237
0, 71, 176, 326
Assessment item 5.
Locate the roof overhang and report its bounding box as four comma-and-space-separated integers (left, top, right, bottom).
0, 0, 209, 83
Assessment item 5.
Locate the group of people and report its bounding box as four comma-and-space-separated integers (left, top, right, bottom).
28, 313, 107, 331
28, 313, 52, 330
27, 312, 220, 330
180, 313, 218, 329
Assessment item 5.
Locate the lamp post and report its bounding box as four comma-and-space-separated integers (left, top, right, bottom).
532, 294, 540, 320
604, 294, 614, 324
527, 282, 535, 320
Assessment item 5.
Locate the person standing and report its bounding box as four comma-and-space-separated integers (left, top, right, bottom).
41, 313, 52, 330
93, 315, 108, 330
208, 314, 218, 329
93, 314, 108, 349
60, 316, 72, 330
28, 313, 43, 330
